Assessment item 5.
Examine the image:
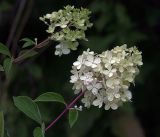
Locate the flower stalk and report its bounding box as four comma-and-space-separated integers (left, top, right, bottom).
45, 91, 84, 131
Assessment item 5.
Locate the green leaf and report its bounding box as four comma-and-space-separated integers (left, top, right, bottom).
22, 42, 35, 48
35, 92, 66, 105
0, 65, 4, 71
0, 43, 11, 57
33, 127, 45, 137
0, 111, 4, 137
69, 109, 78, 128
3, 58, 13, 75
13, 96, 42, 124
20, 38, 35, 48
21, 38, 35, 42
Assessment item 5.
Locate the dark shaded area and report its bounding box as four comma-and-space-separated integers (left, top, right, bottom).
0, 0, 160, 137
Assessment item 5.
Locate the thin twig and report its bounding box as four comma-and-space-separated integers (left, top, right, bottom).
12, 0, 34, 55
45, 91, 84, 131
6, 0, 26, 48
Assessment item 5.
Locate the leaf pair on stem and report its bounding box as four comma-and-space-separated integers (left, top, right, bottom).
13, 92, 79, 137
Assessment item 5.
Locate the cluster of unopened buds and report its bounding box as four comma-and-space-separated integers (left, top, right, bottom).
40, 5, 93, 56
70, 44, 143, 110
74, 105, 83, 111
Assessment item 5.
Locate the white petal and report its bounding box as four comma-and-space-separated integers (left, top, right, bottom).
122, 85, 128, 89
92, 88, 98, 95
108, 94, 114, 101
105, 104, 110, 110
105, 63, 110, 68
93, 99, 102, 108
106, 80, 113, 88
84, 61, 92, 66
125, 90, 132, 100
114, 93, 120, 98
93, 99, 100, 106
139, 62, 143, 65
55, 50, 61, 56
119, 67, 124, 72
126, 77, 133, 82
80, 76, 86, 80
55, 23, 61, 27
111, 103, 118, 110
103, 70, 109, 75
73, 61, 80, 66
77, 65, 81, 70
110, 59, 115, 64
86, 84, 93, 90
121, 96, 127, 101
70, 75, 78, 83
108, 72, 113, 77
94, 58, 101, 64
46, 14, 51, 18
61, 24, 67, 28
91, 64, 97, 68
77, 56, 83, 62
87, 55, 94, 62
95, 83, 102, 89
112, 68, 117, 73
62, 48, 70, 54
114, 79, 120, 85
55, 44, 61, 49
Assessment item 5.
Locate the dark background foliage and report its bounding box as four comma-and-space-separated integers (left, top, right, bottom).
0, 0, 160, 137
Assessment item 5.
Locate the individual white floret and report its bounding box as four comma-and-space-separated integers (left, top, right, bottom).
102, 66, 117, 77
73, 55, 84, 69
86, 79, 102, 95
93, 94, 103, 108
55, 43, 70, 56
80, 72, 94, 85
84, 55, 101, 68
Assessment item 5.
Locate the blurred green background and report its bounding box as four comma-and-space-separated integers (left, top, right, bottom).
0, 0, 160, 137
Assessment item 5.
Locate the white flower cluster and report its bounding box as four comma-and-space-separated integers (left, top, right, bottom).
40, 5, 92, 56
70, 44, 143, 110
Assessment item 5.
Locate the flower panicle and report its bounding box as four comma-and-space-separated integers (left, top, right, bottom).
40, 5, 93, 56
70, 44, 143, 110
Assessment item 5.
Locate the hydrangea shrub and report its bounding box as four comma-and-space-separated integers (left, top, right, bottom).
0, 5, 143, 137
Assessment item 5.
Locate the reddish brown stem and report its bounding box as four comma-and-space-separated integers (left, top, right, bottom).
45, 91, 84, 131
13, 37, 50, 63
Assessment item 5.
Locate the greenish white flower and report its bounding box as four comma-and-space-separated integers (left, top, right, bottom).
40, 5, 93, 56
55, 43, 70, 56
93, 94, 103, 108
80, 72, 94, 85
86, 79, 103, 95
85, 55, 101, 68
70, 44, 143, 110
